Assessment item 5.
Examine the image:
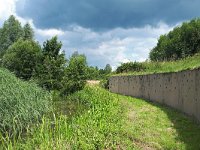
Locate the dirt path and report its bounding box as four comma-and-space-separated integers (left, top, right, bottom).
87, 80, 100, 85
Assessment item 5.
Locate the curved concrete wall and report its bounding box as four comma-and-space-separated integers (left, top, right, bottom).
109, 68, 200, 122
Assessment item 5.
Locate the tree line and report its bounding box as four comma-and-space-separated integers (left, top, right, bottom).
0, 15, 112, 95
116, 18, 200, 73
150, 18, 200, 61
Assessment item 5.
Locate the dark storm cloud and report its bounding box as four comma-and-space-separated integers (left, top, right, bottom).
16, 0, 200, 30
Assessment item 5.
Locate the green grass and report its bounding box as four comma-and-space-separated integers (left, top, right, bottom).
1, 86, 200, 149
0, 68, 51, 137
0, 86, 124, 149
120, 96, 200, 149
114, 53, 200, 76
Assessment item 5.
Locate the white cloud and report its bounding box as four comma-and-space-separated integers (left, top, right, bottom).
0, 0, 18, 25
30, 23, 174, 69
51, 23, 174, 68
36, 28, 64, 37
0, 0, 29, 26
0, 0, 176, 69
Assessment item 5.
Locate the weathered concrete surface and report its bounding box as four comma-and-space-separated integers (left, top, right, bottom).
109, 69, 200, 122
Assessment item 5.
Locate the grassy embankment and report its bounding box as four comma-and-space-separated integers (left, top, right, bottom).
1, 68, 200, 149
115, 53, 200, 76
0, 68, 51, 138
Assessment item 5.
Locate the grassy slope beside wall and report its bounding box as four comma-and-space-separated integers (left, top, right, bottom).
115, 53, 200, 76
1, 86, 200, 149
0, 68, 51, 136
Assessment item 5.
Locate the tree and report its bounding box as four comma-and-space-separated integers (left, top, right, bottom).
104, 64, 112, 74
0, 15, 24, 58
150, 18, 200, 61
35, 36, 66, 91
23, 23, 34, 40
42, 36, 62, 58
86, 66, 100, 80
61, 53, 87, 95
2, 39, 42, 80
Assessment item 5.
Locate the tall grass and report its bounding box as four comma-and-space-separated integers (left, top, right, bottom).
1, 85, 200, 149
0, 86, 124, 149
0, 68, 51, 137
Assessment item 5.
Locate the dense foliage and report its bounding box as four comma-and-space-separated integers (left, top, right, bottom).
2, 40, 42, 80
86, 64, 112, 80
0, 15, 33, 59
61, 53, 88, 95
23, 23, 34, 40
116, 61, 146, 73
150, 19, 200, 61
0, 68, 51, 136
35, 36, 66, 91
86, 66, 100, 79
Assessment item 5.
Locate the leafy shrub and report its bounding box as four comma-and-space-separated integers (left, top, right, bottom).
34, 36, 66, 91
2, 39, 42, 80
61, 54, 87, 95
0, 68, 51, 136
116, 61, 146, 73
99, 75, 110, 89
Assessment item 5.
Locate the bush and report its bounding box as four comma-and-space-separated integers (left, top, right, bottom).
61, 54, 87, 95
0, 68, 51, 136
2, 39, 42, 80
99, 74, 110, 89
33, 36, 66, 91
116, 61, 146, 73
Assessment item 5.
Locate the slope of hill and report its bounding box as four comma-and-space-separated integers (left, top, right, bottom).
0, 68, 51, 136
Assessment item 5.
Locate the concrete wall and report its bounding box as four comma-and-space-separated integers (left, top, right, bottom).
109, 68, 200, 122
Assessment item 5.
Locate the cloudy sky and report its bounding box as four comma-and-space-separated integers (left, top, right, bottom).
0, 0, 200, 68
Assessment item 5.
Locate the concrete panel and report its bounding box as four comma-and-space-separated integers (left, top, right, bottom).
123, 76, 130, 96
118, 76, 123, 95
195, 68, 200, 121
135, 76, 142, 98
141, 75, 150, 100
169, 72, 180, 110
109, 68, 200, 122
180, 70, 196, 116
148, 74, 163, 103
129, 76, 138, 97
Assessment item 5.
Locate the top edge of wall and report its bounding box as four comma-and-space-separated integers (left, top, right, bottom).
111, 67, 200, 78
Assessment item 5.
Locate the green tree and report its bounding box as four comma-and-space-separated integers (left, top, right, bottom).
42, 36, 62, 57
61, 53, 87, 95
150, 18, 200, 61
23, 23, 34, 40
86, 66, 100, 80
104, 64, 112, 74
0, 15, 24, 58
2, 39, 42, 80
35, 36, 66, 91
